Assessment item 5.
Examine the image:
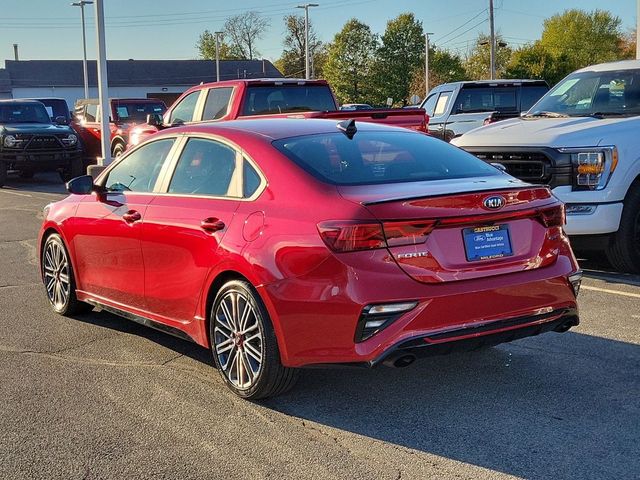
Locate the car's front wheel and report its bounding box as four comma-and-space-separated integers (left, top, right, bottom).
606, 183, 640, 273
210, 280, 298, 399
42, 233, 90, 315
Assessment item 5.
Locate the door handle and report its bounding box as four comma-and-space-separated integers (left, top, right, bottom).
123, 210, 142, 223
201, 217, 225, 233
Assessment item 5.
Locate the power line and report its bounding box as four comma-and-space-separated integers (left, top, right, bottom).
434, 8, 487, 44
438, 18, 488, 46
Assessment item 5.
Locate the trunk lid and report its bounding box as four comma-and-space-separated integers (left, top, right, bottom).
338, 179, 564, 284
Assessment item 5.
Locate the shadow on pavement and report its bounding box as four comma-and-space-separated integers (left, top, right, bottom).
1, 172, 67, 195
262, 332, 639, 480
68, 305, 639, 479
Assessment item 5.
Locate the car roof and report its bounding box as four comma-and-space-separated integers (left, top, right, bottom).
0, 99, 46, 105
164, 118, 410, 141
575, 59, 640, 73
432, 79, 547, 90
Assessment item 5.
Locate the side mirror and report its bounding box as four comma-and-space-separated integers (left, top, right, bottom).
146, 113, 163, 127
66, 175, 95, 195
55, 116, 68, 125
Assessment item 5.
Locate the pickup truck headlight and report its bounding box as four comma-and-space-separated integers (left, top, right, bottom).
560, 146, 618, 191
3, 135, 17, 147
61, 134, 78, 146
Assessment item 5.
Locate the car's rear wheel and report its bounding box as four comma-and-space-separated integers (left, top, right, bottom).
210, 280, 298, 399
42, 233, 90, 316
0, 162, 7, 187
606, 183, 640, 273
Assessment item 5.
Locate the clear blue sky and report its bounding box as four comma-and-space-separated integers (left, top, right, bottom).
0, 0, 636, 63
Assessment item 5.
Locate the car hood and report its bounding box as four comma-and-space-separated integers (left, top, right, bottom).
0, 123, 75, 135
451, 115, 639, 148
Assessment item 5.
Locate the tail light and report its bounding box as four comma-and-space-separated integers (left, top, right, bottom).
317, 220, 436, 253
538, 204, 565, 227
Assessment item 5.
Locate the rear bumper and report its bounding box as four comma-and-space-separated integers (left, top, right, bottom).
369, 307, 578, 367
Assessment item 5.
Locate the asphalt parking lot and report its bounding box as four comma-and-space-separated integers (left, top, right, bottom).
0, 173, 638, 480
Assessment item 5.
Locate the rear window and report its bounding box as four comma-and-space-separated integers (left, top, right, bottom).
520, 85, 548, 111
113, 101, 166, 123
241, 85, 336, 116
273, 131, 500, 186
456, 87, 517, 113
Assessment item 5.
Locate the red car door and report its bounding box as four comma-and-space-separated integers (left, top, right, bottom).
72, 103, 102, 159
141, 136, 242, 325
71, 138, 177, 309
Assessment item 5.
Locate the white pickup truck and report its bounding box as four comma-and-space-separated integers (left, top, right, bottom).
452, 60, 640, 273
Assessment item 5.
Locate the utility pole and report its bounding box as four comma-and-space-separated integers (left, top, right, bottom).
424, 32, 433, 96
215, 31, 223, 82
94, 0, 110, 167
489, 0, 496, 80
636, 0, 639, 60
297, 3, 319, 79
71, 1, 93, 99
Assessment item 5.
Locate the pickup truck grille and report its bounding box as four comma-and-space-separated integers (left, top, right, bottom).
26, 135, 63, 150
472, 152, 550, 183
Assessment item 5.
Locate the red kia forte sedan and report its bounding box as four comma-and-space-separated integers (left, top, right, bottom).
38, 119, 581, 399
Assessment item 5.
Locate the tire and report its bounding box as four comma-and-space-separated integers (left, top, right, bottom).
210, 280, 298, 399
41, 233, 91, 316
112, 142, 125, 158
606, 183, 640, 273
19, 170, 34, 179
60, 155, 84, 183
0, 162, 6, 187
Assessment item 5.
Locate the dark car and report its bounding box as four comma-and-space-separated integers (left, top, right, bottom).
421, 80, 549, 141
39, 118, 580, 399
0, 100, 83, 186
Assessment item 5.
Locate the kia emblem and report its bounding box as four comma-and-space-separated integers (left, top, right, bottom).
483, 195, 506, 210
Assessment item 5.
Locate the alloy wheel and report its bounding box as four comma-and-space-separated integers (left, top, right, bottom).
213, 290, 264, 390
43, 239, 71, 310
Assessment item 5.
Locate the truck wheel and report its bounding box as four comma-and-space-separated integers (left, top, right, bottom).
60, 156, 85, 183
0, 162, 7, 187
112, 142, 125, 158
606, 183, 640, 273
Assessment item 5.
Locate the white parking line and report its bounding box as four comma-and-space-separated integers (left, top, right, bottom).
0, 189, 32, 197
581, 285, 640, 299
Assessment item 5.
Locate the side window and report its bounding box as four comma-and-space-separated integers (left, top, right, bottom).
168, 91, 200, 124
103, 138, 175, 193
243, 159, 262, 198
434, 92, 452, 116
422, 93, 439, 117
84, 104, 97, 122
168, 138, 238, 197
202, 87, 233, 121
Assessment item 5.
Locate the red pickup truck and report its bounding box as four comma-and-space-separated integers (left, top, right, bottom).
129, 79, 428, 147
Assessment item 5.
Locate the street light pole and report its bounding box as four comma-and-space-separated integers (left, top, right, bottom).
636, 0, 639, 60
424, 32, 433, 96
94, 0, 110, 167
215, 31, 223, 82
71, 1, 93, 99
296, 3, 319, 79
489, 0, 496, 80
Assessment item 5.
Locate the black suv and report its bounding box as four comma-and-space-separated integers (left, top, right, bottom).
0, 100, 83, 186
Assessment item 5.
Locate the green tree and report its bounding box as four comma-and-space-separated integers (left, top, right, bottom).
463, 33, 513, 80
539, 9, 625, 73
409, 46, 467, 100
275, 14, 325, 78
505, 42, 571, 85
324, 19, 378, 104
371, 13, 425, 105
196, 30, 244, 60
